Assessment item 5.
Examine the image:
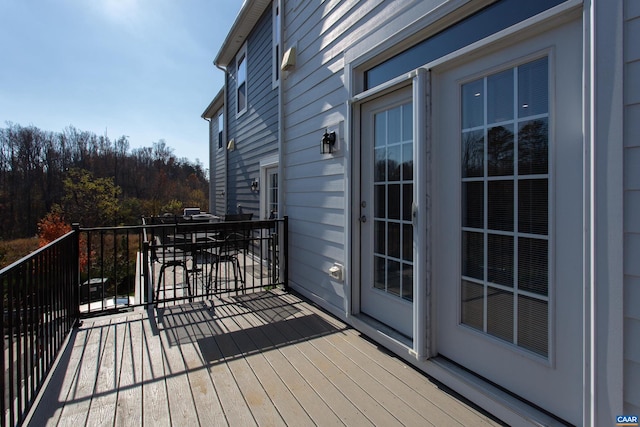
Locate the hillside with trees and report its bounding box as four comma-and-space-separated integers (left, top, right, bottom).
0, 122, 209, 239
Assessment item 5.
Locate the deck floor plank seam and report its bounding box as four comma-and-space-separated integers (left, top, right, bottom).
222, 297, 373, 427
210, 302, 287, 427
141, 310, 171, 426
26, 325, 93, 426
271, 302, 402, 426
223, 297, 345, 426
114, 313, 144, 427
321, 328, 467, 426
192, 302, 259, 427
289, 309, 439, 427
221, 299, 318, 427
166, 303, 227, 427
27, 290, 506, 427
56, 318, 114, 427
296, 295, 503, 426
157, 307, 201, 426
85, 316, 130, 427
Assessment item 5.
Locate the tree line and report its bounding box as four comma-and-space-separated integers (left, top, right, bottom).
0, 122, 209, 239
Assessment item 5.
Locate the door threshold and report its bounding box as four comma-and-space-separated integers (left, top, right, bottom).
350, 313, 413, 353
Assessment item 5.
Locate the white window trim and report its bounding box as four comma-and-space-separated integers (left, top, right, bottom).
272, 0, 281, 89
236, 43, 248, 117
217, 110, 224, 151
260, 155, 279, 220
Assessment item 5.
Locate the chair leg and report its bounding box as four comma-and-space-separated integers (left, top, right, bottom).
214, 261, 220, 292
156, 261, 189, 303
233, 258, 245, 293
156, 264, 165, 301
186, 267, 192, 302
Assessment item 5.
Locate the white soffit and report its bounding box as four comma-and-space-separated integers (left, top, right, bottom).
214, 0, 272, 67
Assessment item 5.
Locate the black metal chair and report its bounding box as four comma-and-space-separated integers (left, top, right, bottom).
150, 235, 193, 302
209, 213, 253, 292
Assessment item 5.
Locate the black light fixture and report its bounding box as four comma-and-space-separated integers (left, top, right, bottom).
321, 129, 336, 154
250, 178, 259, 191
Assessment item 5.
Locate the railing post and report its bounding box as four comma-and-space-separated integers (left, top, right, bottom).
142, 241, 150, 306
283, 216, 289, 291
72, 223, 81, 325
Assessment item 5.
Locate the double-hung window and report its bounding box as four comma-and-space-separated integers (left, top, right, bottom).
217, 111, 224, 150
236, 45, 247, 115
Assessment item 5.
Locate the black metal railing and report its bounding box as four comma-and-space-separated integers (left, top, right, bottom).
0, 217, 288, 425
1, 230, 79, 427
76, 224, 145, 316
77, 217, 288, 314
141, 217, 288, 308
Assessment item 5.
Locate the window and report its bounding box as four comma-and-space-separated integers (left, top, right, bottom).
236, 45, 247, 115
260, 156, 279, 220
217, 111, 224, 149
268, 170, 278, 219
364, 0, 565, 90
460, 57, 549, 357
373, 102, 414, 301
273, 0, 281, 86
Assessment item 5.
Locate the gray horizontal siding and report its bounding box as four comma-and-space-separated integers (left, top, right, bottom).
225, 3, 278, 217
213, 108, 226, 217
282, 0, 401, 307
625, 0, 640, 413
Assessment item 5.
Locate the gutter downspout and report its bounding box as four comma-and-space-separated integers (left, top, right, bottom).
215, 63, 228, 216
202, 116, 213, 213
278, 2, 285, 221
278, 0, 286, 290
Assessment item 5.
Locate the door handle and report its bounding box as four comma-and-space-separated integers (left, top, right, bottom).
412, 202, 418, 226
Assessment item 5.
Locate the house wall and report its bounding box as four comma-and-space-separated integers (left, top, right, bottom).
282, 0, 422, 313
225, 6, 278, 218
280, 0, 629, 423
624, 0, 640, 414
212, 108, 226, 217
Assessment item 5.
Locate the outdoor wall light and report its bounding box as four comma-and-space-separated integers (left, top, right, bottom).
250, 178, 259, 191
321, 130, 336, 154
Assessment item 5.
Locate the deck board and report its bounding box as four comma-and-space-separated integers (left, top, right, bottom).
114, 313, 143, 427
57, 319, 112, 427
174, 305, 227, 426
140, 313, 171, 426
158, 308, 200, 427
28, 290, 505, 427
225, 302, 317, 427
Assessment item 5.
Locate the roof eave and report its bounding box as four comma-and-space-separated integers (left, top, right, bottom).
201, 87, 225, 119
213, 0, 272, 68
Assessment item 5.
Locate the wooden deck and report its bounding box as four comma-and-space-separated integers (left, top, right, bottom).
27, 290, 504, 426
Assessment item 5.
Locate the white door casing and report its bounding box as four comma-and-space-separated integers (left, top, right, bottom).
360, 86, 414, 338
260, 156, 279, 220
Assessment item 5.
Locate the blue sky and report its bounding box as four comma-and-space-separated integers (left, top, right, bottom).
0, 0, 243, 171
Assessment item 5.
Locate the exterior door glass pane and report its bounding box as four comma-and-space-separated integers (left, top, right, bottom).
267, 170, 278, 218
460, 57, 549, 356
373, 102, 414, 301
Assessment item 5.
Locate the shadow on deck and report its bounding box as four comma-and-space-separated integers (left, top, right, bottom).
27, 290, 503, 427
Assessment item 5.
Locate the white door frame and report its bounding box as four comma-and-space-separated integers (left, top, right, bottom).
350, 70, 431, 359
259, 155, 279, 220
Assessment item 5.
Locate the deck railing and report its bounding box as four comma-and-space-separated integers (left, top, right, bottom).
78, 217, 288, 315
0, 217, 288, 426
1, 231, 79, 427
141, 217, 288, 308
